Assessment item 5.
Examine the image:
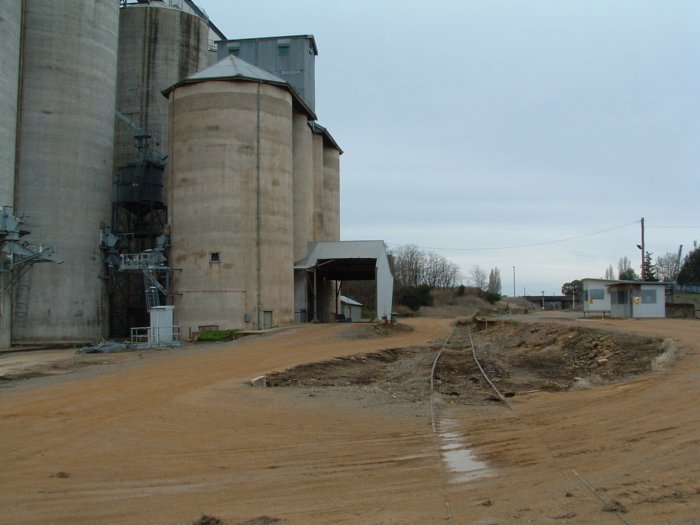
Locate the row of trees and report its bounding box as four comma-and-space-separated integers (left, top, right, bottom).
606, 245, 699, 283
390, 244, 460, 288
564, 243, 700, 297
468, 265, 502, 297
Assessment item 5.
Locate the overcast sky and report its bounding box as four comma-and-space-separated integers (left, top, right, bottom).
196, 0, 699, 296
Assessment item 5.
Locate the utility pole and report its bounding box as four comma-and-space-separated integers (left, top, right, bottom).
640, 217, 645, 280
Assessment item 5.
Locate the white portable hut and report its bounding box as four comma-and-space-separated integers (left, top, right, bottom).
582, 278, 666, 318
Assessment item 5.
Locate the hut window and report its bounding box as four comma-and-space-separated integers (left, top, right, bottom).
641, 289, 657, 304
209, 252, 220, 263
589, 289, 604, 300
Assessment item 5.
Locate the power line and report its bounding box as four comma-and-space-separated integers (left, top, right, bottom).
386, 219, 641, 252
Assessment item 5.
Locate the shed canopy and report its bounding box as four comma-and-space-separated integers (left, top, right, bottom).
295, 241, 394, 320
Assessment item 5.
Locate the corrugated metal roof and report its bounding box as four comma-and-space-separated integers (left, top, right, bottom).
340, 295, 363, 306
187, 54, 286, 84
295, 240, 387, 269
309, 121, 343, 154
162, 55, 317, 119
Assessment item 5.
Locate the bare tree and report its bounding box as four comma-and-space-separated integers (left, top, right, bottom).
423, 252, 460, 288
469, 265, 487, 291
390, 244, 424, 287
655, 251, 680, 282
390, 245, 459, 288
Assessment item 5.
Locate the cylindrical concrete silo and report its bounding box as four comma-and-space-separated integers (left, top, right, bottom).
312, 131, 325, 241
14, 0, 119, 342
292, 112, 314, 321
166, 57, 296, 332
322, 145, 341, 241
115, 3, 210, 171
0, 0, 23, 349
292, 113, 314, 261
0, 0, 22, 207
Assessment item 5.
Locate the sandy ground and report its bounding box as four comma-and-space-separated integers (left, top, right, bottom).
0, 315, 699, 524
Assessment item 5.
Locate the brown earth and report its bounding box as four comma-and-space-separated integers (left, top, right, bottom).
0, 314, 699, 524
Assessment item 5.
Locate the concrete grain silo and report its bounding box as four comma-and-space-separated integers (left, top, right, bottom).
311, 130, 325, 241
0, 0, 22, 207
110, 2, 212, 336
310, 122, 342, 242
0, 0, 23, 349
292, 113, 315, 321
14, 0, 119, 342
115, 2, 211, 172
322, 142, 341, 241
165, 56, 314, 331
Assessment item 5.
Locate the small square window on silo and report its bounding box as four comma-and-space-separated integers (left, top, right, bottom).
278, 44, 290, 57
210, 252, 221, 263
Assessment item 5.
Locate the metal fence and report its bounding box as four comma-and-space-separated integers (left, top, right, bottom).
130, 325, 182, 347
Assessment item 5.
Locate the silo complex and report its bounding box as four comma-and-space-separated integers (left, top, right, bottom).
165, 57, 314, 331
4, 5, 346, 342
0, 0, 23, 349
14, 0, 119, 341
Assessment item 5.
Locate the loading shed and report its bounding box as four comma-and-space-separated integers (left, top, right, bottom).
294, 241, 393, 322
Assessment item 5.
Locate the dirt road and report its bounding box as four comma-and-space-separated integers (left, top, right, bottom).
1, 315, 699, 524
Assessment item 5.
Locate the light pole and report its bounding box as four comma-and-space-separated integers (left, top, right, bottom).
512, 266, 516, 297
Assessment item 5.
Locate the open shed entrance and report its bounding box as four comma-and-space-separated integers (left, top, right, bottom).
294, 241, 393, 323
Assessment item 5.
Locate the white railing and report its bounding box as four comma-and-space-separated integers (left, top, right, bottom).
130, 325, 182, 347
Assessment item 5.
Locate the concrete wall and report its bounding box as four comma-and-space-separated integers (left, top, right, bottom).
168, 80, 294, 332
0, 1, 23, 349
115, 4, 209, 170
14, 0, 119, 342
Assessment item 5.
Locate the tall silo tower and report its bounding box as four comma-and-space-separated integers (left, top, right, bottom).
14, 0, 119, 342
115, 2, 211, 174
165, 56, 315, 332
0, 0, 23, 349
110, 2, 212, 336
292, 113, 315, 321
310, 123, 342, 242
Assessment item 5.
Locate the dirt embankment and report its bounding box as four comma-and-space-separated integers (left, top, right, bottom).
266, 321, 673, 408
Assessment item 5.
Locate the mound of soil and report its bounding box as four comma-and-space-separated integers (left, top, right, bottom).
266, 322, 667, 406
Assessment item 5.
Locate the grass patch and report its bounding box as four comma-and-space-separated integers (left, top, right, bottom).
196, 329, 241, 342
